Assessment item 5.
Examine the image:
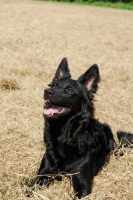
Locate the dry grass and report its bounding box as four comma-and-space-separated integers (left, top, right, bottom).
0, 0, 133, 199
0, 78, 20, 90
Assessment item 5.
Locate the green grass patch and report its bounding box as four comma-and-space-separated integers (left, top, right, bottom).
88, 1, 133, 10
40, 0, 133, 10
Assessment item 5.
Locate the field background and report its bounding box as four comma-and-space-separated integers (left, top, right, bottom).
0, 0, 133, 199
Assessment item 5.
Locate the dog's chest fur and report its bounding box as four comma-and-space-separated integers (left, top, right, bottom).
44, 117, 98, 169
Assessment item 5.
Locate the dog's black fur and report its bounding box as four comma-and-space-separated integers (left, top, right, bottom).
117, 131, 133, 148
28, 58, 133, 199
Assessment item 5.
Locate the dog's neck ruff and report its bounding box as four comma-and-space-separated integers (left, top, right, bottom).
43, 105, 69, 117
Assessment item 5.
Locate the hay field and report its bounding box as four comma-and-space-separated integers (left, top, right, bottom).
0, 0, 133, 199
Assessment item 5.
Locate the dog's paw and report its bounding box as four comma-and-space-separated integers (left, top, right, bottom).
55, 175, 62, 181
25, 187, 34, 197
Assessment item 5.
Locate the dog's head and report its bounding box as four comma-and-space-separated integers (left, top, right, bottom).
43, 58, 100, 119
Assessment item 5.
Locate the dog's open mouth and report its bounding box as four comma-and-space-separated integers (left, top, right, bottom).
43, 103, 71, 117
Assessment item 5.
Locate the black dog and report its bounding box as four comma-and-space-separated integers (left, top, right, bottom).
28, 58, 133, 199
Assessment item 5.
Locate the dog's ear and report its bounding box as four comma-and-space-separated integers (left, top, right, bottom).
78, 64, 100, 93
54, 57, 71, 80
48, 58, 71, 87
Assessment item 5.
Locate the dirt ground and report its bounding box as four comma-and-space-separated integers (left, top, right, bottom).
0, 0, 133, 199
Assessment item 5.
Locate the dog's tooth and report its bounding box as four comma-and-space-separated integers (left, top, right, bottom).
60, 107, 67, 113
60, 108, 63, 113
62, 109, 64, 112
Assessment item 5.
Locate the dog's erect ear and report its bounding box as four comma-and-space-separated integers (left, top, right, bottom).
78, 64, 100, 93
49, 58, 71, 87
54, 57, 71, 80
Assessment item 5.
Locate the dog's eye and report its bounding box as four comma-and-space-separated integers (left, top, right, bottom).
66, 88, 73, 93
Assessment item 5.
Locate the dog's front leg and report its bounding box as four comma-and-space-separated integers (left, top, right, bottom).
36, 153, 59, 186
29, 153, 58, 187
26, 153, 59, 197
72, 168, 93, 199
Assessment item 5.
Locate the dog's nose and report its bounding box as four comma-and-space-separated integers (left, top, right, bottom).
44, 89, 54, 96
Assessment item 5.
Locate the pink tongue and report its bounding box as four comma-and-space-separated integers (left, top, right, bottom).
43, 105, 64, 116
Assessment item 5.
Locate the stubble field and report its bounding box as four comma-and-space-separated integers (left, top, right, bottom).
0, 0, 133, 199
